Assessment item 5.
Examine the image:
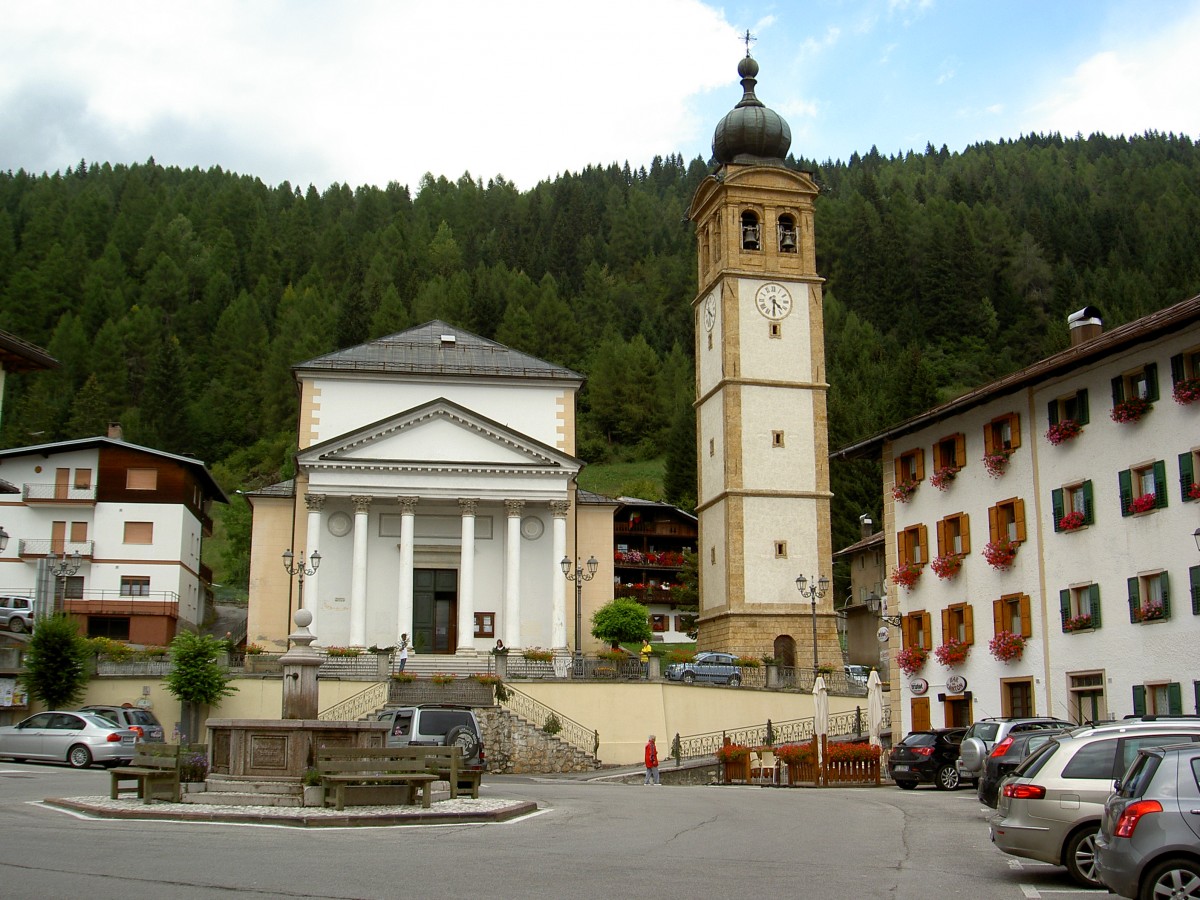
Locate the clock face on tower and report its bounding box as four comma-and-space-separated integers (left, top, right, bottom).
755, 282, 793, 320
703, 294, 717, 331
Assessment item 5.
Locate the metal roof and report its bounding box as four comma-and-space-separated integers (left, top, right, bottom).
293, 320, 583, 383
0, 330, 58, 374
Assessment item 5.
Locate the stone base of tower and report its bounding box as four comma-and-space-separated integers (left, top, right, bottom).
697, 610, 843, 669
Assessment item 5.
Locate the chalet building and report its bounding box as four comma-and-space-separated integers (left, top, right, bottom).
832, 514, 889, 678
0, 430, 228, 644
245, 321, 615, 657
612, 497, 697, 641
835, 297, 1200, 735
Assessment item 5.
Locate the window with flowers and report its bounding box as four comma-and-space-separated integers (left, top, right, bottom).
1111, 364, 1159, 423
989, 497, 1026, 546
942, 602, 974, 646
899, 524, 927, 567
1119, 461, 1168, 516
901, 610, 932, 654
893, 448, 925, 502
1052, 480, 1094, 531
1059, 584, 1101, 632
1169, 349, 1200, 405
993, 593, 1032, 639
1046, 388, 1089, 443
982, 413, 1020, 476
1180, 450, 1199, 502
930, 433, 965, 488
936, 512, 970, 557
1127, 572, 1170, 623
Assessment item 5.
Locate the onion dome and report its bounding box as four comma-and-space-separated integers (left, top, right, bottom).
711, 55, 792, 165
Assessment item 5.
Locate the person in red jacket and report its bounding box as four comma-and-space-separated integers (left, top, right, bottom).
644, 734, 660, 785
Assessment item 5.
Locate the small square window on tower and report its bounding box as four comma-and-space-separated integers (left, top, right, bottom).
774, 541, 787, 558
710, 546, 716, 565
769, 322, 782, 339
709, 438, 715, 457
772, 430, 784, 448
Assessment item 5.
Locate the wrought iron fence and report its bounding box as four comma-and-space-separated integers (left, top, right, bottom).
501, 685, 599, 757
318, 681, 390, 721
774, 667, 868, 697
95, 658, 173, 676
673, 704, 892, 762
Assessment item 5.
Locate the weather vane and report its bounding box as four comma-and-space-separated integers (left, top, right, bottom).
742, 29, 756, 57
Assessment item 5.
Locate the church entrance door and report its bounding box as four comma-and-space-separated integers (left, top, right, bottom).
413, 569, 457, 653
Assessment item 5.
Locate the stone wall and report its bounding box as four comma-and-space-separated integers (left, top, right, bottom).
478, 707, 600, 774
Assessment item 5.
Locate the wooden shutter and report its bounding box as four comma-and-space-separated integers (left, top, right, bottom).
894, 457, 904, 486
936, 519, 947, 557
911, 697, 931, 731
1089, 584, 1102, 627
918, 524, 928, 564
1019, 594, 1032, 638
1118, 469, 1133, 517
1167, 682, 1183, 715
902, 613, 917, 648
1132, 685, 1146, 717
1181, 452, 1196, 502
1170, 353, 1185, 385
941, 608, 952, 643
963, 604, 975, 645
1161, 572, 1171, 617
1059, 589, 1071, 631
897, 530, 907, 566
993, 599, 1004, 635
983, 422, 995, 454
914, 449, 925, 481
1051, 488, 1064, 531
1145, 363, 1159, 402
988, 505, 1000, 543
1013, 499, 1027, 543
1077, 389, 1089, 424
1007, 414, 1022, 450
960, 514, 971, 554
1112, 375, 1125, 405
1191, 565, 1200, 616
1047, 399, 1060, 426
1127, 576, 1140, 623
1083, 480, 1095, 525
921, 612, 933, 650
1153, 460, 1169, 509
954, 433, 966, 468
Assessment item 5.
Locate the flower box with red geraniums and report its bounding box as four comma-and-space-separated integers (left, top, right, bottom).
934, 637, 970, 668
1045, 420, 1082, 445
988, 630, 1027, 663
1130, 493, 1157, 515
1173, 378, 1200, 405
892, 478, 920, 503
891, 562, 922, 591
983, 538, 1018, 570
716, 743, 751, 764
1133, 601, 1166, 623
1063, 613, 1093, 633
1189, 483, 1200, 502
983, 449, 1013, 479
896, 646, 928, 676
930, 554, 962, 580
1111, 395, 1152, 423
1058, 510, 1086, 531
775, 741, 816, 766
929, 466, 960, 491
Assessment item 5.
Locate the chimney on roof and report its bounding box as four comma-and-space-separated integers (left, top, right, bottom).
1067, 306, 1103, 347
859, 513, 873, 540
107, 422, 123, 440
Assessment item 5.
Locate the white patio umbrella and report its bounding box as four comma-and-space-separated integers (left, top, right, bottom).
812, 674, 829, 766
867, 669, 884, 748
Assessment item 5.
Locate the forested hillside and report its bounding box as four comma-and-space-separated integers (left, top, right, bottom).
1, 132, 1198, 584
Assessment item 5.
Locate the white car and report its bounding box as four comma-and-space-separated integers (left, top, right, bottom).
0, 710, 138, 768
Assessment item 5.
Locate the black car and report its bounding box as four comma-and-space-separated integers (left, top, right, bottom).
977, 726, 1069, 807
888, 728, 968, 790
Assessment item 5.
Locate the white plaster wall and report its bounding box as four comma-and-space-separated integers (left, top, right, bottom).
740, 384, 817, 493
735, 278, 814, 383
741, 497, 820, 604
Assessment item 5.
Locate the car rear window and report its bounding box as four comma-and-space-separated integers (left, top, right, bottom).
967, 722, 1000, 742
127, 710, 159, 727
417, 711, 472, 736
901, 733, 938, 748
1116, 752, 1160, 798
1061, 738, 1118, 778
1014, 739, 1058, 777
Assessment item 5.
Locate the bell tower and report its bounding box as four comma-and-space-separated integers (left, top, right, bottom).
687, 54, 839, 666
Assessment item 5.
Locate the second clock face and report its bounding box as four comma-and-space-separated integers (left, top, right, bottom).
703, 294, 717, 331
755, 282, 793, 320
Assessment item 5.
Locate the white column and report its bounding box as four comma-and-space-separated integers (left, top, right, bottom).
503, 499, 524, 648
397, 496, 417, 646
550, 500, 570, 651
303, 493, 324, 637
349, 495, 372, 647
457, 498, 478, 651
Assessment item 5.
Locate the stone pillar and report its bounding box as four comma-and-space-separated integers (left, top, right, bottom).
303, 493, 325, 635
550, 500, 570, 651
349, 495, 372, 647
280, 610, 323, 719
503, 499, 524, 648
397, 496, 417, 646
457, 499, 478, 651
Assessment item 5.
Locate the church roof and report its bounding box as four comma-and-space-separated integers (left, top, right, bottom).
293, 321, 583, 383
711, 55, 792, 166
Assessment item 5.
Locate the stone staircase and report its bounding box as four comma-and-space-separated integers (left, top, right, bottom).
181, 776, 306, 807
395, 651, 492, 678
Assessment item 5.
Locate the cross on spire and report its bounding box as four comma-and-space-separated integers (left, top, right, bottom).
742, 29, 756, 57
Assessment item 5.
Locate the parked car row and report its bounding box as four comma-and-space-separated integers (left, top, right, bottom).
0, 705, 166, 768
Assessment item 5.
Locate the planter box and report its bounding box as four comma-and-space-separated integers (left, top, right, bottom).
303, 785, 325, 807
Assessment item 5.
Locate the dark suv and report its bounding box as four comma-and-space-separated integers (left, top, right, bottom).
959, 716, 1074, 782
888, 728, 968, 790
977, 726, 1070, 807
79, 705, 165, 742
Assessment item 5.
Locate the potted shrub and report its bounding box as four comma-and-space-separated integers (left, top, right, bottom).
982, 449, 1013, 478
1110, 395, 1151, 423
302, 767, 324, 807
896, 646, 928, 676
930, 554, 962, 580
934, 637, 970, 667
983, 538, 1018, 570
890, 561, 922, 591
1045, 420, 1082, 445
988, 630, 1027, 663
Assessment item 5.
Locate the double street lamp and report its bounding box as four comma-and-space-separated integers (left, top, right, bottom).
795, 573, 830, 671
282, 549, 321, 614
48, 549, 83, 616
561, 555, 599, 658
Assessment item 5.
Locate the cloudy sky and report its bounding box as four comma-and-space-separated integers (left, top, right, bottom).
2, 0, 1197, 193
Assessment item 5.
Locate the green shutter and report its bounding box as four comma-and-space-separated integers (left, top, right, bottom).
1128, 576, 1140, 622
1181, 452, 1196, 502
1089, 584, 1102, 628
1052, 489, 1064, 531
1167, 682, 1183, 716
1153, 460, 1169, 509
1191, 565, 1200, 616
1060, 589, 1071, 630
1172, 353, 1186, 385
1083, 480, 1095, 525
1078, 389, 1090, 425
1047, 400, 1060, 427
1195, 681, 1200, 716
1132, 685, 1146, 717
1145, 363, 1159, 402
1118, 469, 1133, 517
1161, 572, 1171, 618
1112, 375, 1125, 405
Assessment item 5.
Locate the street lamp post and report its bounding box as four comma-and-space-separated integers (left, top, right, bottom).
282, 548, 321, 616
48, 549, 83, 616
561, 555, 599, 659
795, 573, 830, 671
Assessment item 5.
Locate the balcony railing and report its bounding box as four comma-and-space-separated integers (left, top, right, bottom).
22, 483, 97, 502
615, 584, 685, 602
63, 593, 180, 617
18, 539, 95, 558
613, 522, 696, 538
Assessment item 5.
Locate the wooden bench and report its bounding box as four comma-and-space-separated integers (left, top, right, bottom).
403, 745, 482, 799
110, 743, 186, 804
315, 748, 438, 811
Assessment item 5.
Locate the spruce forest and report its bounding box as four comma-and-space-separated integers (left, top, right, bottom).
2, 132, 1199, 588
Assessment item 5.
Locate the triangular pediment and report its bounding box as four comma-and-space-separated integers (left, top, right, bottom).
296, 397, 580, 474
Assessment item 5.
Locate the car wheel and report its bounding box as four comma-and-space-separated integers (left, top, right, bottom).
1064, 825, 1102, 888
895, 780, 918, 790
935, 764, 961, 790
681, 672, 695, 684
8, 617, 25, 633
1137, 856, 1200, 900
727, 673, 742, 687
445, 726, 481, 760
67, 744, 93, 769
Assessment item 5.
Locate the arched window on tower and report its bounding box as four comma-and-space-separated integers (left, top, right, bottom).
741, 211, 761, 251
777, 214, 797, 253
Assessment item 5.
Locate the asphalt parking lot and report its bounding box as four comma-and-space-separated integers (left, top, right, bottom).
0, 762, 1111, 900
